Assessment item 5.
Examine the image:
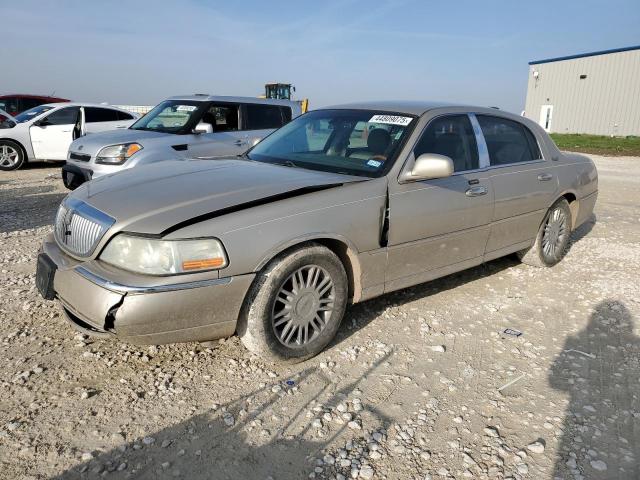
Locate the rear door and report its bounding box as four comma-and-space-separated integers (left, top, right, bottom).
241, 103, 288, 146
29, 106, 80, 160
386, 114, 494, 292
478, 114, 559, 257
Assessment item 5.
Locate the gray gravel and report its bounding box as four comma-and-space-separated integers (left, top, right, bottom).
1, 156, 639, 480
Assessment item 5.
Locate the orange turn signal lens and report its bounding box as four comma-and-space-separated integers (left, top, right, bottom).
182, 258, 225, 271
126, 143, 143, 157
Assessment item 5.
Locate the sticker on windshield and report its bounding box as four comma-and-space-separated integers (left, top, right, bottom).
367, 159, 382, 168
176, 105, 197, 112
369, 114, 412, 126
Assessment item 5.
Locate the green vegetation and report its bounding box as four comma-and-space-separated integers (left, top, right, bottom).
550, 133, 640, 156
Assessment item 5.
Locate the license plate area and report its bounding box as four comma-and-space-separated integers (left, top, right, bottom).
36, 253, 57, 300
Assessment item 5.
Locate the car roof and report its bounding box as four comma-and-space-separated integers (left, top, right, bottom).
166, 95, 298, 107
0, 94, 70, 100
324, 100, 505, 116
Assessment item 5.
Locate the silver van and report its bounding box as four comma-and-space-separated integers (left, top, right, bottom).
62, 95, 300, 189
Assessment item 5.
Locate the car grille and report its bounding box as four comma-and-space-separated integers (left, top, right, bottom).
54, 199, 115, 257
69, 152, 91, 162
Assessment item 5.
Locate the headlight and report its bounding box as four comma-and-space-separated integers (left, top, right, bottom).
100, 234, 227, 275
95, 143, 143, 165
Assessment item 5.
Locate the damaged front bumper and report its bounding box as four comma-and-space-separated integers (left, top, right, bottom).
38, 234, 255, 345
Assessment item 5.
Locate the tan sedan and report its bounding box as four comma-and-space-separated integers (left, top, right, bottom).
36, 101, 597, 362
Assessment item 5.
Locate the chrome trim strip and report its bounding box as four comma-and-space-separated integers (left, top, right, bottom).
74, 266, 231, 294
468, 114, 490, 169
66, 197, 115, 229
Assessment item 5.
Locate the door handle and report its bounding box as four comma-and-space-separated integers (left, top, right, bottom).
538, 173, 553, 181
465, 185, 488, 197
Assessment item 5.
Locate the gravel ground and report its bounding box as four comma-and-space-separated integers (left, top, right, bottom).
1, 156, 638, 480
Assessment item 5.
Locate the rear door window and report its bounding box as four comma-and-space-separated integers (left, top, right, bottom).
477, 115, 542, 165
117, 110, 134, 121
85, 107, 120, 123
413, 115, 479, 172
245, 104, 284, 130
43, 107, 80, 125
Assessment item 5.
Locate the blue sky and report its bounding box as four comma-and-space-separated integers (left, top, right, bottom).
2, 0, 639, 113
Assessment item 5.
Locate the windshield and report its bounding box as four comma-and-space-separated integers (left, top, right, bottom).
247, 109, 415, 178
130, 100, 205, 134
15, 105, 55, 123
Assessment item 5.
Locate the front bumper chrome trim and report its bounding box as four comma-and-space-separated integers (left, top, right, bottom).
74, 266, 231, 295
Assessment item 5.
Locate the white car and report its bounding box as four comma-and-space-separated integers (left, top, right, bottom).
0, 103, 138, 171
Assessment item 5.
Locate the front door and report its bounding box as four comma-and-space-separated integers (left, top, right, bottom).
386, 114, 494, 292
30, 106, 80, 160
186, 103, 249, 158
539, 105, 553, 132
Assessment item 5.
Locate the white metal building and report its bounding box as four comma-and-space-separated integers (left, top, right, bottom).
524, 45, 640, 136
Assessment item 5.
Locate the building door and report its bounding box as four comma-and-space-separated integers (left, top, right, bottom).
539, 105, 553, 132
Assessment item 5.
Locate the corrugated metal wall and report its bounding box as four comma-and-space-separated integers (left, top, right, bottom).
524, 49, 640, 136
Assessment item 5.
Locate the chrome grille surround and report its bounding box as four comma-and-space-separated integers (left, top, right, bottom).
54, 198, 115, 257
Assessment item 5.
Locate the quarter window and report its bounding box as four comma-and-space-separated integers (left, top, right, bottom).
413, 115, 479, 172
245, 104, 284, 130
85, 107, 120, 123
477, 115, 542, 165
43, 107, 80, 125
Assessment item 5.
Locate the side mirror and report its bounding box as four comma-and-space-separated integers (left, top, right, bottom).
35, 118, 51, 127
400, 153, 454, 182
192, 122, 213, 134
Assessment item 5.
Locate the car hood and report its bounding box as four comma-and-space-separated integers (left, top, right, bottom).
71, 158, 364, 235
70, 129, 169, 154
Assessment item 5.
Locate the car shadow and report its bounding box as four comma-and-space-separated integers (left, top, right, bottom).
23, 161, 65, 171
569, 213, 596, 244
549, 300, 639, 479
0, 184, 65, 233
334, 254, 520, 346
333, 222, 596, 347
49, 354, 393, 480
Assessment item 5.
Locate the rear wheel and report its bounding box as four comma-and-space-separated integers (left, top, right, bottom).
518, 198, 572, 267
238, 243, 348, 363
0, 140, 25, 171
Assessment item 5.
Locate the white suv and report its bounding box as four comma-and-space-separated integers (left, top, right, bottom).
62, 95, 301, 189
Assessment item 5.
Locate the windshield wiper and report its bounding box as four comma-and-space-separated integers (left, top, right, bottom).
273, 160, 300, 168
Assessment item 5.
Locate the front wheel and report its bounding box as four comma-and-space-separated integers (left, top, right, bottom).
238, 243, 348, 363
0, 140, 25, 171
518, 198, 572, 267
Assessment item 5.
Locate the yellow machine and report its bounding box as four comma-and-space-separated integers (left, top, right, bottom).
263, 83, 309, 113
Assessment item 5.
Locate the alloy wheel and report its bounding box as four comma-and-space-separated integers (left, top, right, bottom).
542, 207, 569, 260
0, 145, 19, 168
271, 265, 335, 348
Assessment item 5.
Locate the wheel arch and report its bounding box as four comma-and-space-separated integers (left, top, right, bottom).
254, 234, 363, 303
555, 190, 578, 229
0, 137, 29, 164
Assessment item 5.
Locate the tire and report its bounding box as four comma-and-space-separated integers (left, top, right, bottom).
518, 198, 572, 267
0, 140, 25, 171
237, 243, 348, 363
